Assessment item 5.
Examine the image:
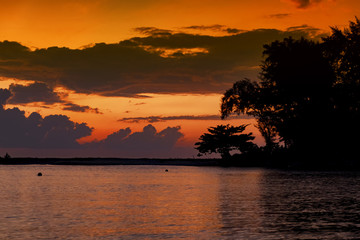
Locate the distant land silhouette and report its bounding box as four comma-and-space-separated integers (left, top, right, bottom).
0, 157, 218, 167
1, 156, 360, 170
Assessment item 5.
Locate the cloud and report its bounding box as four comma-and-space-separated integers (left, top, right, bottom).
182, 25, 244, 34
225, 28, 244, 34
0, 40, 30, 59
268, 13, 291, 19
118, 114, 252, 123
0, 89, 185, 156
286, 24, 320, 32
288, 0, 322, 8
86, 124, 184, 157
62, 102, 102, 114
3, 82, 102, 114
138, 25, 244, 36
0, 89, 92, 148
0, 27, 325, 97
286, 25, 325, 38
183, 24, 225, 31
134, 27, 173, 36
8, 82, 62, 104
0, 89, 11, 106
134, 102, 146, 105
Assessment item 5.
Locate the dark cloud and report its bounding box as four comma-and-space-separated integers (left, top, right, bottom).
268, 13, 291, 19
86, 124, 184, 157
134, 27, 173, 36
0, 89, 11, 106
62, 103, 102, 114
0, 27, 325, 97
0, 40, 30, 59
134, 102, 146, 105
288, 0, 322, 8
286, 25, 325, 38
225, 28, 244, 34
183, 24, 225, 31
3, 82, 102, 114
0, 89, 92, 148
182, 25, 244, 34
286, 24, 320, 32
8, 82, 62, 104
118, 114, 252, 123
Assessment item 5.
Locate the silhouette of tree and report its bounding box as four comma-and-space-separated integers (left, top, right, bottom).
221, 18, 360, 163
322, 17, 360, 157
260, 37, 336, 152
195, 124, 256, 159
222, 37, 336, 155
221, 79, 278, 150
323, 17, 360, 86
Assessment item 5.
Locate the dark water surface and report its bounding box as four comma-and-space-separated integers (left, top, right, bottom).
0, 165, 359, 239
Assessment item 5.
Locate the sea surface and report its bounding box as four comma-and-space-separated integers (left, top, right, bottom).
0, 165, 360, 239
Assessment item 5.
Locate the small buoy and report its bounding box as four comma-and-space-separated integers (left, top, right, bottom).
165, 169, 168, 172
37, 172, 42, 176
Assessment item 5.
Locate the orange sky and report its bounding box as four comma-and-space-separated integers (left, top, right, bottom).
0, 0, 358, 48
0, 0, 359, 157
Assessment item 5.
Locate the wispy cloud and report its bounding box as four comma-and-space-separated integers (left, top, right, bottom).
268, 13, 291, 19
287, 0, 322, 9
183, 24, 225, 31
118, 114, 252, 123
287, 24, 320, 31
286, 24, 325, 38
182, 24, 244, 34
134, 27, 173, 36
62, 102, 102, 114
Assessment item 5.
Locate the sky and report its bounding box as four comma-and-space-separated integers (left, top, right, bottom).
0, 0, 359, 158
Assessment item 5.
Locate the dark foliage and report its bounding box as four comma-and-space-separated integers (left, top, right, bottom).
221, 18, 360, 164
194, 124, 256, 159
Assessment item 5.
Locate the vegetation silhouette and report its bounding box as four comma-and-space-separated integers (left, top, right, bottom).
195, 124, 256, 161
197, 18, 360, 169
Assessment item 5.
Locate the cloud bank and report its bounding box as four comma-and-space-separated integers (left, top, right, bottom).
86, 124, 184, 157
0, 27, 325, 97
0, 91, 92, 148
0, 90, 184, 157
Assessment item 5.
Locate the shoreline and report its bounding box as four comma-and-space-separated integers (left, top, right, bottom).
0, 157, 220, 166
1, 157, 360, 171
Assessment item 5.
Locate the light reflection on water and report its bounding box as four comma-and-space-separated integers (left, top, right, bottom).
0, 165, 359, 239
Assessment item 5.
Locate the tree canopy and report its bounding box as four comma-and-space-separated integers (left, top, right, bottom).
195, 124, 255, 159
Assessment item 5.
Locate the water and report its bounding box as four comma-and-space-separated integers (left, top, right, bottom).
0, 165, 360, 239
